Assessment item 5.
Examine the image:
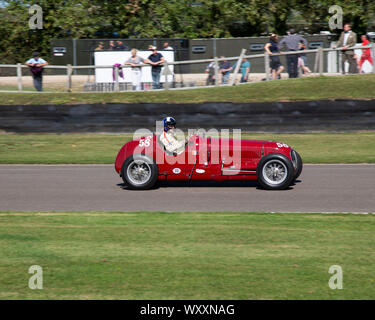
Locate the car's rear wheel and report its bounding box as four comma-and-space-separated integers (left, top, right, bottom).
121, 154, 158, 190
257, 153, 294, 190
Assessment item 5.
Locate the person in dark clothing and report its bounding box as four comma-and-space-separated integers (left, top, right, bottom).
115, 40, 129, 51
25, 51, 48, 91
147, 46, 165, 89
264, 34, 284, 80
219, 56, 232, 84
108, 40, 116, 50
279, 29, 308, 78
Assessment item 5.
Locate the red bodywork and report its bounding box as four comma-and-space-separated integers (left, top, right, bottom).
115, 134, 294, 181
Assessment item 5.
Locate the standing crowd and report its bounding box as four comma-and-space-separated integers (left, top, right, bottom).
204, 25, 373, 85
123, 45, 167, 90
333, 24, 373, 74
24, 30, 373, 92
106, 41, 173, 91
120, 42, 173, 90
24, 42, 172, 92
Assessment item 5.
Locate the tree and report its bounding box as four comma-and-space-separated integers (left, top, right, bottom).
0, 0, 374, 64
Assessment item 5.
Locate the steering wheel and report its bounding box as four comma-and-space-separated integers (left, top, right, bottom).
185, 131, 197, 146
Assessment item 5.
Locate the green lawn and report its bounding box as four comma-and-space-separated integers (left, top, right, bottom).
0, 85, 36, 92
0, 211, 374, 300
0, 132, 374, 164
0, 75, 375, 105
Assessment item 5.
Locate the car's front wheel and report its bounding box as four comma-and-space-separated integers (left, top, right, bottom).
292, 150, 303, 181
256, 153, 294, 190
121, 154, 158, 190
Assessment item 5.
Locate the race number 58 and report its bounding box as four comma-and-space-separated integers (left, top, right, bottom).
139, 136, 152, 147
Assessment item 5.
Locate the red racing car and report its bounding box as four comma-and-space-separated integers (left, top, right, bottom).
115, 133, 302, 190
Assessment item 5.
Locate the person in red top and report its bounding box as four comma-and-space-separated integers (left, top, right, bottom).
359, 34, 373, 73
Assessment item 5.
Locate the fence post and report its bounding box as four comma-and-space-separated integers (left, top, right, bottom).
16, 63, 22, 92
214, 56, 219, 86
229, 48, 246, 86
318, 47, 324, 76
264, 51, 270, 81
67, 64, 73, 92
314, 49, 319, 74
114, 66, 119, 92
163, 61, 170, 90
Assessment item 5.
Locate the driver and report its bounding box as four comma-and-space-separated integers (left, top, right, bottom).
160, 117, 191, 154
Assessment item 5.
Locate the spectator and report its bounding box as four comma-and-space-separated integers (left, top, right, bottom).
219, 56, 232, 84
124, 49, 147, 91
232, 58, 250, 83
147, 45, 165, 89
25, 51, 48, 92
95, 42, 104, 51
205, 58, 216, 85
115, 40, 129, 51
264, 34, 284, 80
333, 23, 357, 74
358, 34, 373, 73
279, 29, 308, 78
108, 40, 116, 50
163, 42, 173, 50
298, 41, 311, 76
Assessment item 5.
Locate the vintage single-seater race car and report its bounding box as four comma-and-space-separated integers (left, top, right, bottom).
115, 132, 303, 190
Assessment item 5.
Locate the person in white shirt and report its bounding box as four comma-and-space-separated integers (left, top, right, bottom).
159, 117, 190, 155
25, 52, 48, 91
124, 49, 150, 91
163, 42, 173, 51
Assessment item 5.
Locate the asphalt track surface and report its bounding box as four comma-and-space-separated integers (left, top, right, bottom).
0, 164, 374, 213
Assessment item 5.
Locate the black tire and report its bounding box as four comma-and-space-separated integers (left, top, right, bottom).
293, 150, 303, 180
256, 153, 295, 190
121, 154, 158, 190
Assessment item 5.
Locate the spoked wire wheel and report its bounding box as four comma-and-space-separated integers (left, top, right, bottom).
126, 160, 152, 186
256, 153, 294, 190
262, 159, 288, 185
121, 154, 158, 190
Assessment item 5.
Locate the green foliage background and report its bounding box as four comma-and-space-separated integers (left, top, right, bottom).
0, 0, 374, 63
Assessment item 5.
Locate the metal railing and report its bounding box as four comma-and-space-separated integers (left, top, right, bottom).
0, 44, 374, 93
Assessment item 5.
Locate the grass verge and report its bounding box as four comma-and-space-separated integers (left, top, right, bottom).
0, 75, 375, 105
0, 211, 374, 299
0, 132, 374, 164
